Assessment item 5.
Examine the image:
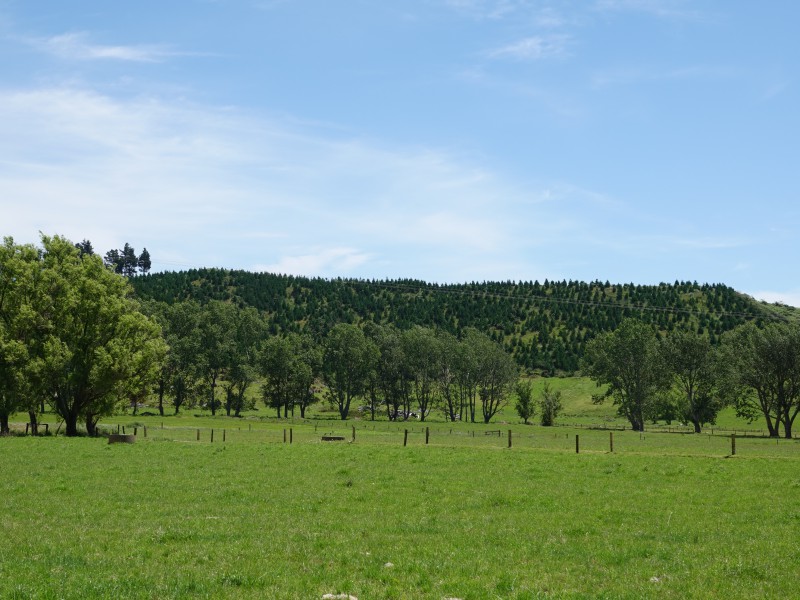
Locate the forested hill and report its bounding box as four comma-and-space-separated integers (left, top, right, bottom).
131, 269, 786, 374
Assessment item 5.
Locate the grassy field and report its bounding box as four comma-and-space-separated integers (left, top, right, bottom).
3, 377, 797, 599
3, 419, 800, 599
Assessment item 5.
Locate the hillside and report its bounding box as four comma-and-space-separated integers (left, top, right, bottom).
130, 270, 789, 374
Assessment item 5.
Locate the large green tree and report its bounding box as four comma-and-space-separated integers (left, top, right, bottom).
720, 321, 800, 438
0, 238, 40, 434
660, 331, 723, 433
33, 235, 166, 436
583, 318, 670, 431
259, 332, 320, 419
322, 323, 376, 420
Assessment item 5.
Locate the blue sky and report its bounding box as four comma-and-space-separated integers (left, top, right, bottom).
1, 1, 798, 304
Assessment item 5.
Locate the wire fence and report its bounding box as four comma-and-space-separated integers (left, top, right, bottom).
7, 418, 800, 460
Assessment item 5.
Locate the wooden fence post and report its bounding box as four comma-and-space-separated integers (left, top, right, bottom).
425, 427, 430, 445
134, 427, 138, 437
352, 426, 356, 442
609, 431, 614, 453
283, 429, 287, 443
211, 429, 214, 443
289, 428, 293, 444
196, 429, 200, 441
223, 429, 226, 442
731, 433, 736, 456
508, 429, 512, 448
575, 435, 580, 454
144, 426, 147, 438
404, 429, 408, 447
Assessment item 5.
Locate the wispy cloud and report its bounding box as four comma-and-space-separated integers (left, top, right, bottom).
487, 34, 571, 61
0, 86, 549, 279
255, 248, 371, 277
592, 65, 739, 87
594, 0, 702, 20
29, 32, 182, 62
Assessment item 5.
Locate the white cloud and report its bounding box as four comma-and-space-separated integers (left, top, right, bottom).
487, 34, 571, 61
0, 85, 544, 279
255, 248, 371, 277
30, 32, 181, 62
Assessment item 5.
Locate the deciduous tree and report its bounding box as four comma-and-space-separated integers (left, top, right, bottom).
583, 318, 670, 431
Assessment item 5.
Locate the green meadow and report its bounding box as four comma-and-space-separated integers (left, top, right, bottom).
2, 378, 799, 599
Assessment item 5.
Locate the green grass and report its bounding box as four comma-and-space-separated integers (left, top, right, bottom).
2, 425, 800, 599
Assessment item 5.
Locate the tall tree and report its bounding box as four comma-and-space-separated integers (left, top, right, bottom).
32, 235, 166, 436
661, 331, 723, 433
322, 323, 376, 420
221, 306, 264, 417
402, 326, 441, 422
472, 330, 518, 423
720, 321, 800, 438
196, 300, 237, 416
138, 248, 152, 274
260, 332, 320, 419
74, 239, 94, 257
583, 318, 670, 431
0, 238, 41, 434
514, 379, 536, 425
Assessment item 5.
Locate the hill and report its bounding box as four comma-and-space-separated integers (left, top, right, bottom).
130, 270, 790, 374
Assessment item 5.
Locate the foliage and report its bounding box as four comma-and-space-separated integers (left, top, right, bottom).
131, 269, 777, 374
538, 381, 563, 426
30, 235, 166, 435
259, 332, 321, 419
583, 318, 671, 431
322, 323, 377, 420
0, 238, 40, 433
514, 379, 536, 424
720, 321, 800, 438
660, 331, 724, 432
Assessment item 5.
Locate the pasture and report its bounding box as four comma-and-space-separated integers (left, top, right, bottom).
2, 414, 799, 599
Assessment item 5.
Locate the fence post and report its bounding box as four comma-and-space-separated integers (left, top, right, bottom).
731, 433, 736, 456
196, 429, 200, 441
25, 423, 29, 435
425, 427, 430, 445
508, 429, 512, 448
609, 431, 614, 453
223, 429, 226, 442
290, 428, 293, 444
211, 429, 214, 443
283, 429, 287, 443
404, 429, 408, 447
144, 426, 147, 438
122, 426, 126, 434
576, 435, 580, 454
134, 427, 138, 437
352, 426, 356, 442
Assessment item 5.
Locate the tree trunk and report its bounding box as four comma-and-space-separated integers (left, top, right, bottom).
299, 404, 306, 419
692, 419, 701, 434
0, 412, 9, 435
85, 413, 98, 437
65, 412, 80, 437
28, 410, 39, 435
158, 380, 165, 417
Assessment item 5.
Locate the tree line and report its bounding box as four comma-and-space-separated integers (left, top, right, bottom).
142, 298, 520, 424
0, 235, 523, 436
131, 268, 777, 374
583, 318, 800, 438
